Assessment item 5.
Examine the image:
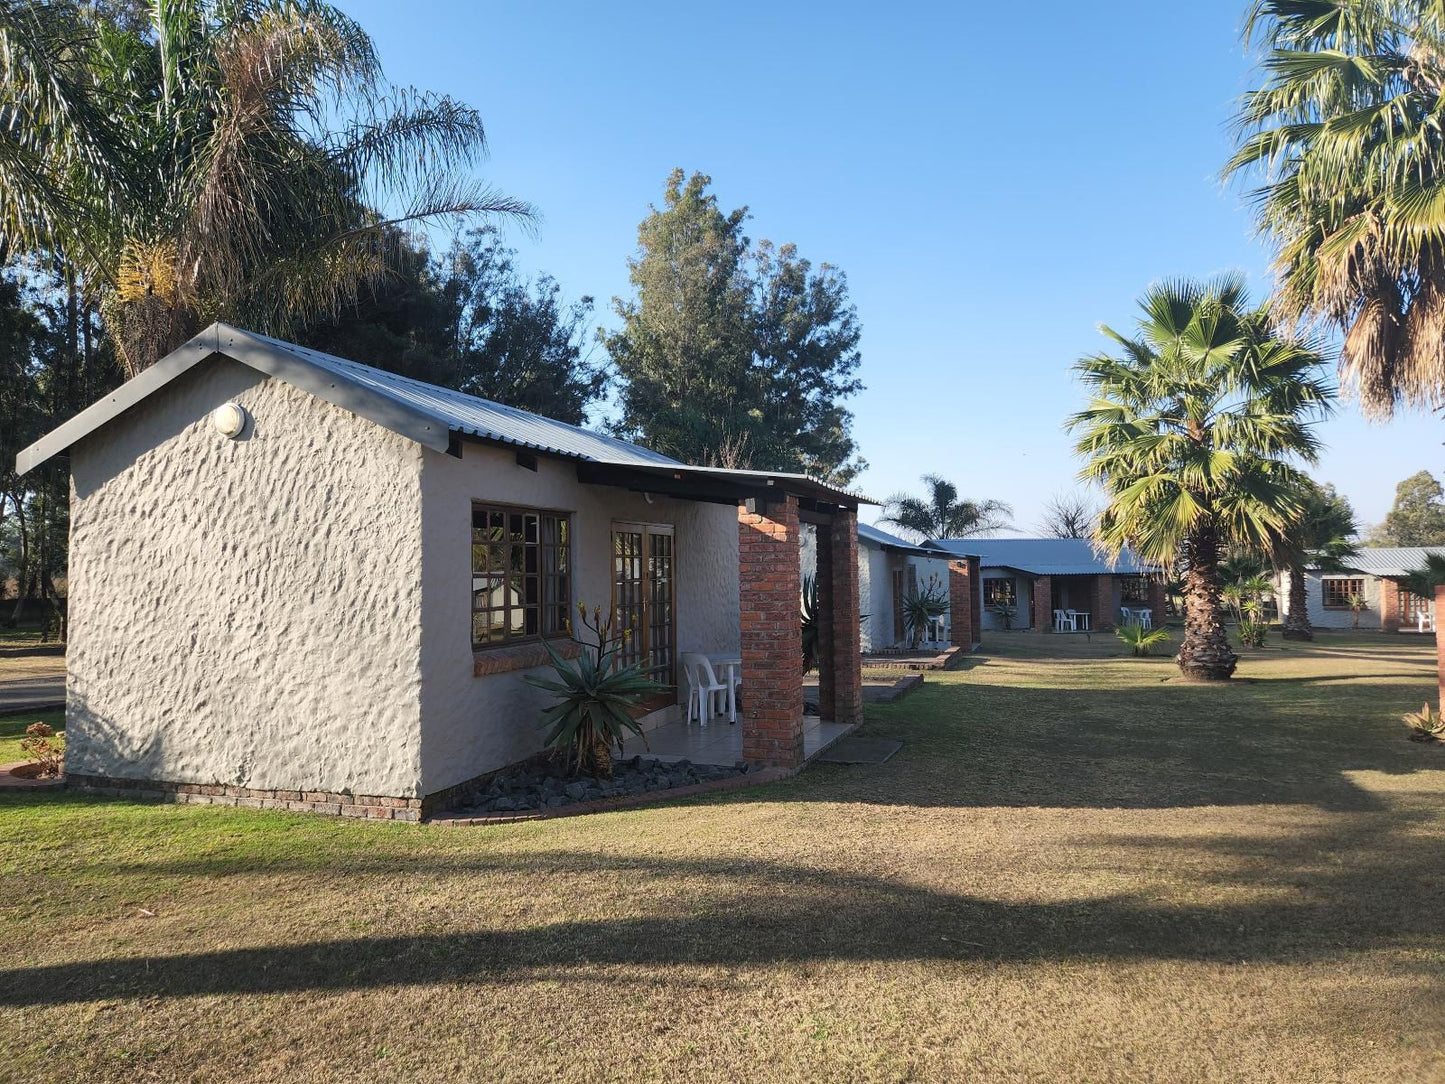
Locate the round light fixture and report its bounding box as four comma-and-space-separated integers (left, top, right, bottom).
212, 402, 248, 438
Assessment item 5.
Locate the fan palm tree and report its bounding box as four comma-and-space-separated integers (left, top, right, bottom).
1278, 480, 1359, 641
0, 0, 530, 378
1069, 276, 1332, 681
1227, 0, 1445, 418
879, 474, 1011, 541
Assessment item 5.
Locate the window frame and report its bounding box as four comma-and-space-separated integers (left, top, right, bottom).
1119, 575, 1151, 606
470, 502, 573, 650
984, 578, 1016, 609
1320, 577, 1365, 611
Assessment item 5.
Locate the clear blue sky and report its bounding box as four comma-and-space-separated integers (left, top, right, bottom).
339, 0, 1439, 533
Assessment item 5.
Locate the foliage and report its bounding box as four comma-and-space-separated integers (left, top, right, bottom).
17, 721, 63, 776
1227, 0, 1445, 418
523, 604, 663, 779
900, 575, 949, 648
1400, 552, 1445, 603
1038, 491, 1097, 539
300, 229, 608, 425
1116, 620, 1171, 657
801, 574, 819, 673
1222, 574, 1274, 623
1236, 617, 1269, 649
880, 474, 1012, 540
991, 602, 1018, 630
1403, 702, 1445, 743
1346, 592, 1369, 630
1368, 471, 1445, 547
1280, 478, 1359, 640
1069, 275, 1332, 681
0, 0, 529, 377
605, 170, 865, 483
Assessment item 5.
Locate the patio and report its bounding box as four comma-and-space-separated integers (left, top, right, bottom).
618, 716, 854, 767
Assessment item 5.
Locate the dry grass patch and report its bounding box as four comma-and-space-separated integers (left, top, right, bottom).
1, 634, 1443, 1081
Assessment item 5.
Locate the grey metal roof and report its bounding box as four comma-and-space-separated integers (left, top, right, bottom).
16, 323, 870, 507
859, 522, 952, 557
1326, 547, 1445, 578
928, 536, 1153, 576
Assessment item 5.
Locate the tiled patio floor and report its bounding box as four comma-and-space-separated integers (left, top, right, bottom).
617, 716, 854, 767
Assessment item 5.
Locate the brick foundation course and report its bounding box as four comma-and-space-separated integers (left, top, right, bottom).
65, 773, 424, 822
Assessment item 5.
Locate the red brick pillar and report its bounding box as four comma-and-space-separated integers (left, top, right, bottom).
739, 496, 804, 767
1093, 575, 1115, 631
971, 557, 982, 645
1148, 576, 1168, 623
814, 524, 835, 722
1436, 585, 1445, 716
1382, 579, 1401, 634
1032, 575, 1053, 632
828, 508, 863, 726
948, 559, 974, 648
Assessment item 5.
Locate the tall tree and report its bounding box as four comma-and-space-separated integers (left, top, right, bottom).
607, 170, 864, 481
1227, 0, 1445, 418
0, 0, 528, 378
1070, 276, 1332, 681
1369, 470, 1445, 546
1037, 491, 1097, 539
1279, 480, 1359, 641
879, 475, 1012, 540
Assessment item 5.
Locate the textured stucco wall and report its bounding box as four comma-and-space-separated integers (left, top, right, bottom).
66, 359, 426, 796
417, 441, 740, 795
1277, 569, 1384, 630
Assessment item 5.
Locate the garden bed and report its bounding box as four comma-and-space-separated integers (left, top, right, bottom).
446, 755, 748, 817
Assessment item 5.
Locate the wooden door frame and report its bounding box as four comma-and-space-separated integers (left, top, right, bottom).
611, 521, 677, 706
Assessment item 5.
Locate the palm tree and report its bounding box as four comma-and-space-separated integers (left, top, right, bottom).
1227, 1, 1445, 419
879, 474, 1012, 541
0, 0, 530, 378
1278, 480, 1359, 641
1069, 276, 1332, 681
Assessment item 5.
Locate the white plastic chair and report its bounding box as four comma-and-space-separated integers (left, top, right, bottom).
681, 652, 728, 726
1420, 609, 1435, 633
1119, 607, 1134, 625
1137, 608, 1153, 630
1053, 609, 1075, 632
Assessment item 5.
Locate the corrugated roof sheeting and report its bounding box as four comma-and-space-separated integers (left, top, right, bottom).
928, 537, 1153, 575
1328, 547, 1445, 578
858, 522, 950, 556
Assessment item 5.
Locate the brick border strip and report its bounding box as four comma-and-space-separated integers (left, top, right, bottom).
65, 773, 424, 822
427, 766, 794, 827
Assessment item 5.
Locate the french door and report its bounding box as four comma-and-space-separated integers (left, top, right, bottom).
612, 523, 676, 704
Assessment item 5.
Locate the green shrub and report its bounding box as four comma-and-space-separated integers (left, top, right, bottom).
1116, 621, 1171, 658
1236, 618, 1268, 648
901, 574, 949, 647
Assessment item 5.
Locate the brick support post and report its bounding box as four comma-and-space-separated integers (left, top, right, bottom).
1436, 585, 1445, 716
814, 524, 835, 721
971, 557, 983, 646
1032, 575, 1053, 632
1148, 576, 1168, 624
948, 560, 974, 648
739, 495, 804, 767
1093, 575, 1116, 631
827, 508, 863, 726
1382, 579, 1401, 634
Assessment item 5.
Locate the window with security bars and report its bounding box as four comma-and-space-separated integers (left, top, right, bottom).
1321, 577, 1364, 610
984, 579, 1016, 608
1120, 576, 1151, 605
471, 505, 570, 647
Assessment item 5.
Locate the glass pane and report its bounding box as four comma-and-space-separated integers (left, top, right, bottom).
524, 515, 539, 544
508, 513, 524, 542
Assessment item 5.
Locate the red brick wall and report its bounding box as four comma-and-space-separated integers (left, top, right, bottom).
1032, 575, 1053, 631
1148, 576, 1168, 624
827, 508, 862, 726
1382, 579, 1401, 633
971, 557, 983, 645
949, 556, 982, 648
66, 773, 423, 820
739, 496, 805, 767
814, 523, 836, 721
1092, 575, 1116, 631
1436, 585, 1445, 714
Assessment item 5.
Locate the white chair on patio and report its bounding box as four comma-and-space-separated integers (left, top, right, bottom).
1420, 609, 1436, 634
1119, 607, 1134, 625
1053, 609, 1075, 632
681, 652, 728, 726
1137, 608, 1153, 630
928, 613, 949, 645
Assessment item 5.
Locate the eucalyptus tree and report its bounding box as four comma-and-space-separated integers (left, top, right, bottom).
1227, 0, 1445, 418
880, 474, 1012, 540
1070, 276, 1332, 681
0, 0, 529, 378
1279, 480, 1359, 641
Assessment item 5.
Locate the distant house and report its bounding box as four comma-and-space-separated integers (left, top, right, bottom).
1276, 547, 1443, 632
16, 324, 869, 819
927, 537, 1162, 632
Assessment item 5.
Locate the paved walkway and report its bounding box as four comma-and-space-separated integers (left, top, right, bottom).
0, 655, 65, 713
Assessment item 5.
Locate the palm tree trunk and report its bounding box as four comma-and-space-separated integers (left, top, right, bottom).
1177, 531, 1237, 680
1281, 564, 1313, 641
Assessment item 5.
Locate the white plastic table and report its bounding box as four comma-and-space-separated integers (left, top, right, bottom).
707, 654, 742, 723
1067, 610, 1090, 632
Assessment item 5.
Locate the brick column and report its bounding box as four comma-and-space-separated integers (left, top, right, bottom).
1382, 579, 1401, 634
1092, 575, 1115, 631
1032, 575, 1053, 632
827, 507, 863, 726
1436, 585, 1445, 716
1148, 576, 1168, 623
971, 557, 983, 646
814, 524, 835, 721
739, 496, 804, 767
948, 559, 974, 648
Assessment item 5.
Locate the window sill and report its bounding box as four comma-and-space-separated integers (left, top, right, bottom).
473, 638, 580, 677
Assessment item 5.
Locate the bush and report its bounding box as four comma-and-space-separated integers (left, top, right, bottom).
1403, 703, 1445, 743
901, 574, 949, 647
1236, 618, 1268, 648
1116, 621, 1171, 657
18, 722, 64, 777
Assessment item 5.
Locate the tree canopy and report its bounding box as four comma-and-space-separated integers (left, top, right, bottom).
879, 475, 1012, 541
606, 170, 864, 483
1369, 470, 1445, 547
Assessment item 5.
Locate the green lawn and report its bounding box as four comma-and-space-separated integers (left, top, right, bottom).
0, 708, 62, 764
1, 633, 1442, 1082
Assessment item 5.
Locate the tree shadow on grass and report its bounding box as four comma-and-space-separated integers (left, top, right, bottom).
1, 812, 1441, 1008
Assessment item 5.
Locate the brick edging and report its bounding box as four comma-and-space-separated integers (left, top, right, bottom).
426, 766, 794, 826
65, 773, 424, 821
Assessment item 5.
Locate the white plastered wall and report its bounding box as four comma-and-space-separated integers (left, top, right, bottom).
1277, 569, 1384, 630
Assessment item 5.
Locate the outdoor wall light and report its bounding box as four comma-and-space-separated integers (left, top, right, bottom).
212, 402, 248, 439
